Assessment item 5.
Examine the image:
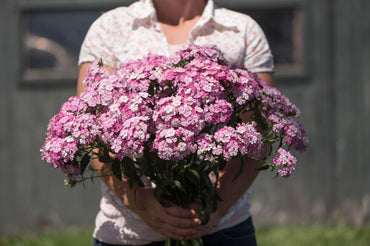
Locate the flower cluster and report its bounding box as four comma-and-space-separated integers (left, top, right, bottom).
196, 123, 263, 163
41, 45, 308, 183
41, 45, 308, 246
273, 148, 297, 177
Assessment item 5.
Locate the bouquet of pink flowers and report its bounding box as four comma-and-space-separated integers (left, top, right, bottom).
41, 45, 308, 246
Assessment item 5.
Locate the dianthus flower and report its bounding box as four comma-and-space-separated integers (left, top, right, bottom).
273, 148, 297, 177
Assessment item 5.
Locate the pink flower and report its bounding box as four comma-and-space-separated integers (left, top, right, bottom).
154, 127, 196, 161
204, 99, 233, 124
40, 136, 78, 169
273, 148, 297, 178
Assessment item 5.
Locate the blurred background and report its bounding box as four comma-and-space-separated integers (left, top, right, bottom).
0, 0, 369, 238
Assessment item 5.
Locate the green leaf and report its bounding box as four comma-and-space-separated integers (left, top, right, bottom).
122, 156, 143, 188
153, 185, 172, 208
257, 165, 270, 171
199, 171, 213, 192
67, 179, 77, 188
80, 152, 91, 175
189, 169, 200, 180
218, 159, 227, 171
98, 58, 103, 67
173, 180, 185, 192
199, 193, 211, 225
111, 158, 122, 181
98, 147, 111, 163
191, 238, 202, 246
165, 237, 172, 246
186, 169, 200, 191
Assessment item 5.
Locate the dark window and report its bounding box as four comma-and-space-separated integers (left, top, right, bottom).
245, 7, 304, 75
23, 10, 102, 80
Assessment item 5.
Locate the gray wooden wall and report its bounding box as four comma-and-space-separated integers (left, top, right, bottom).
1, 0, 369, 233
252, 0, 370, 226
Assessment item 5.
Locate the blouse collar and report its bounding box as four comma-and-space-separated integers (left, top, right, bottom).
128, 0, 237, 28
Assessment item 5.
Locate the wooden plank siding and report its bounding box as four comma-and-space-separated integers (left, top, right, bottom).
332, 0, 370, 225
0, 0, 17, 233
0, 0, 369, 233
251, 0, 338, 225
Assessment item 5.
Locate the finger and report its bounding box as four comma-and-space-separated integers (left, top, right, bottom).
166, 205, 198, 218
188, 200, 202, 214
164, 213, 202, 228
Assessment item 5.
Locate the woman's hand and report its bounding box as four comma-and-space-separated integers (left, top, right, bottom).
90, 150, 204, 240
91, 155, 203, 240
189, 207, 222, 239
129, 187, 203, 240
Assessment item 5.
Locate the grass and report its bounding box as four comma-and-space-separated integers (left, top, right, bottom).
1, 224, 370, 246
256, 223, 370, 246
0, 227, 94, 246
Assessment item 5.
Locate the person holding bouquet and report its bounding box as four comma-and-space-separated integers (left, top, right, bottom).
77, 0, 274, 245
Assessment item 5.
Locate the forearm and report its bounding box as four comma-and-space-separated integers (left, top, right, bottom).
215, 72, 274, 216
216, 156, 263, 218
90, 158, 139, 212
193, 154, 265, 238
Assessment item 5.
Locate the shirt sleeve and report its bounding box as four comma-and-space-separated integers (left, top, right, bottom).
78, 11, 118, 68
243, 17, 274, 73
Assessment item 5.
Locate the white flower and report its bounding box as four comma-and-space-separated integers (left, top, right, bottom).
130, 104, 139, 112
152, 68, 162, 78
240, 77, 249, 84
264, 88, 274, 95
65, 136, 75, 143
172, 98, 182, 107
139, 92, 149, 98
120, 129, 128, 139
195, 106, 203, 113
109, 103, 120, 112
166, 128, 176, 137
184, 77, 192, 83
132, 96, 143, 104
242, 92, 250, 100
105, 84, 114, 91
98, 79, 108, 91
119, 95, 128, 103
43, 142, 51, 151
236, 126, 246, 134
203, 83, 212, 92
129, 72, 138, 80
164, 105, 175, 114
178, 142, 187, 151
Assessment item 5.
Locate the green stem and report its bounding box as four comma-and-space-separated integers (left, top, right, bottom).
165, 237, 172, 246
